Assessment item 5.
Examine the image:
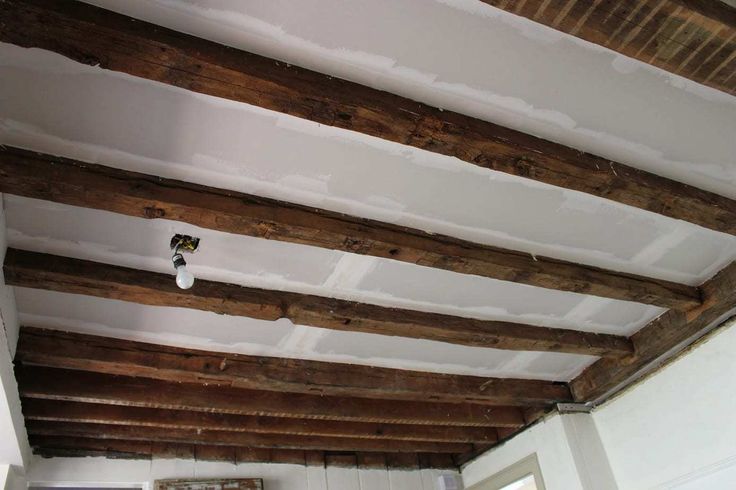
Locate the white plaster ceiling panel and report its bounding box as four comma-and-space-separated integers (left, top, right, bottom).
14, 289, 295, 354
350, 258, 661, 335
4, 196, 662, 335
2, 0, 735, 383
311, 329, 594, 380
4, 197, 342, 290
13, 288, 595, 381
1, 44, 735, 288
82, 0, 736, 198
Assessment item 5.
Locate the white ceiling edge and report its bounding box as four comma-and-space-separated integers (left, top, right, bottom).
15, 288, 597, 382
81, 0, 736, 199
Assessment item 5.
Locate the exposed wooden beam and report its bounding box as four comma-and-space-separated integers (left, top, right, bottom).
1, 2, 734, 236
28, 436, 457, 469
0, 148, 702, 310
572, 261, 736, 401
6, 251, 634, 360
21, 399, 499, 443
480, 0, 736, 96
16, 327, 570, 406
26, 421, 471, 453
17, 366, 529, 426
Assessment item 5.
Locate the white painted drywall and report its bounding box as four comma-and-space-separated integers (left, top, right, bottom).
593, 318, 736, 489
559, 414, 617, 490
462, 413, 592, 490
27, 456, 455, 490
0, 465, 26, 490
462, 318, 736, 490
2, 0, 736, 382
3, 9, 736, 287
80, 0, 736, 200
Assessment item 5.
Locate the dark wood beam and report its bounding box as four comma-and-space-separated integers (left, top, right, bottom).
0, 148, 702, 310
26, 421, 472, 453
480, 0, 736, 96
17, 366, 530, 426
16, 327, 570, 406
6, 250, 634, 360
21, 399, 499, 443
28, 436, 457, 469
572, 261, 736, 401
1, 2, 734, 236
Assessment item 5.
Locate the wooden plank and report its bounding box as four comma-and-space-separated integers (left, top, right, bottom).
0, 2, 734, 235
571, 261, 736, 401
0, 147, 701, 311
22, 399, 500, 443
154, 479, 263, 490
26, 421, 473, 453
480, 0, 736, 95
30, 435, 160, 460
15, 326, 568, 406
17, 366, 530, 425
6, 251, 635, 359
28, 436, 457, 468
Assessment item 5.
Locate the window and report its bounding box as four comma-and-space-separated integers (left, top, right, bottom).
469, 454, 545, 490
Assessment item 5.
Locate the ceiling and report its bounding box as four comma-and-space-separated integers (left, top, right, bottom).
0, 0, 734, 469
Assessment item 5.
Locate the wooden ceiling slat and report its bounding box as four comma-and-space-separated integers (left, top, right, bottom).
26, 420, 472, 454
1, 1, 735, 234
571, 260, 736, 402
482, 0, 736, 95
7, 251, 635, 359
0, 149, 702, 311
15, 327, 570, 406
692, 32, 736, 79
27, 436, 458, 469
21, 399, 499, 443
17, 366, 531, 425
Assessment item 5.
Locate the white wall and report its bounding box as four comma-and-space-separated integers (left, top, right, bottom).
593, 317, 736, 489
1, 464, 26, 490
0, 195, 29, 471
27, 456, 454, 490
462, 318, 736, 490
461, 413, 607, 490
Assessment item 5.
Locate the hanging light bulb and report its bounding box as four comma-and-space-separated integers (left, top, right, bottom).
173, 253, 195, 289
170, 234, 200, 290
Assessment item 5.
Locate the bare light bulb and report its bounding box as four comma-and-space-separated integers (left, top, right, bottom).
175, 263, 195, 289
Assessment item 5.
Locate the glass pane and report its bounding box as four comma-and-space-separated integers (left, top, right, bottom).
499, 474, 537, 490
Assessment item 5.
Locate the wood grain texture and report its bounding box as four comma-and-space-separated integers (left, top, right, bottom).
1, 1, 734, 236
21, 399, 500, 443
17, 366, 530, 425
26, 420, 473, 453
481, 0, 736, 95
154, 479, 262, 490
28, 436, 457, 469
15, 327, 571, 406
0, 147, 701, 310
571, 260, 736, 401
5, 249, 635, 359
